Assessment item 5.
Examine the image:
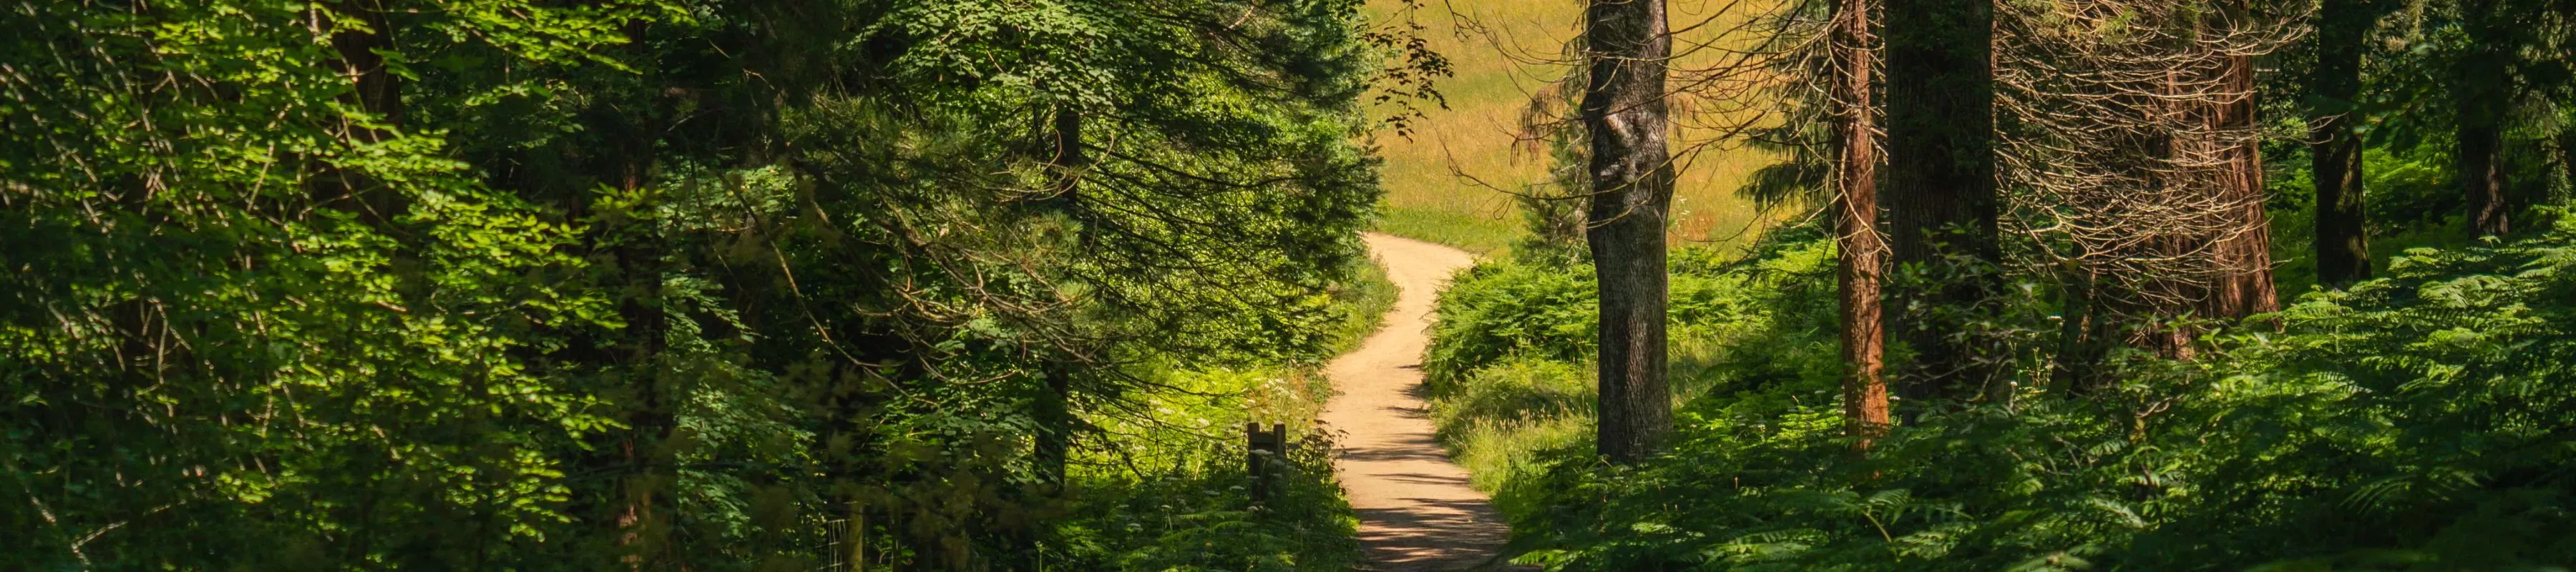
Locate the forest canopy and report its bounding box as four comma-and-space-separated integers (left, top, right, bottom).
7, 0, 2575, 568
1, 0, 1425, 568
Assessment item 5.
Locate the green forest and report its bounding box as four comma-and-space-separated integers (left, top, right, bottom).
4, 0, 1414, 568
4, 0, 2573, 570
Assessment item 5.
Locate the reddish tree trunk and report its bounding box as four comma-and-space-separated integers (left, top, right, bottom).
1833, 0, 1888, 443
2202, 53, 2279, 320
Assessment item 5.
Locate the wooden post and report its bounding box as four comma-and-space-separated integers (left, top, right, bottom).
1245, 423, 1268, 503
1245, 423, 1289, 504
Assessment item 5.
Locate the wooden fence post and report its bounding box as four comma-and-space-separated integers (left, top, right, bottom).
1246, 422, 1289, 504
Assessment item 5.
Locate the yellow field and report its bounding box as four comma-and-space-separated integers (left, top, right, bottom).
1362, 0, 1784, 256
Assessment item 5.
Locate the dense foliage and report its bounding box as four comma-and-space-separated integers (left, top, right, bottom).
1422, 214, 2576, 570
1, 0, 1410, 568
1407, 0, 2574, 566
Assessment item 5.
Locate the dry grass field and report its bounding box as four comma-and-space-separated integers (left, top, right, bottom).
1362, 0, 1785, 256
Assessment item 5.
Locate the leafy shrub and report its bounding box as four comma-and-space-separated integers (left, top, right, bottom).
1498, 215, 2576, 571
1424, 260, 1602, 384
1057, 430, 1361, 572
1329, 252, 1402, 355
1420, 230, 1841, 501
1423, 232, 1835, 388
1035, 255, 1392, 571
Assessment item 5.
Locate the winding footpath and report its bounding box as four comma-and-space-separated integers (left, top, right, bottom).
1320, 233, 1518, 571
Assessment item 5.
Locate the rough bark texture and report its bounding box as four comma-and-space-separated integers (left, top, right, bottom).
2459, 118, 2507, 236
1833, 0, 1888, 443
1882, 0, 1999, 402
2310, 0, 2372, 285
2201, 53, 2280, 320
1581, 0, 1674, 463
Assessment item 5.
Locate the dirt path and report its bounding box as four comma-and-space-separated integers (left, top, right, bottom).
1320, 233, 1516, 571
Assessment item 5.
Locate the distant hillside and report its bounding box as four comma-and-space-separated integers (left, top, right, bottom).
1362, 0, 1780, 255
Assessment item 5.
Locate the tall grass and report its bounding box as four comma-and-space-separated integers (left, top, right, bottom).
1362, 0, 1785, 255
1415, 241, 1830, 500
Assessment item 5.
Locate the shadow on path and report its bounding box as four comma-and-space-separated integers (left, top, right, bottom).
1320, 234, 1534, 571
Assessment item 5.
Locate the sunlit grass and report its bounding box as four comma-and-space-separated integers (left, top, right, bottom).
1362, 0, 1786, 255
1425, 357, 1596, 492
1375, 205, 1526, 257
1422, 319, 1741, 494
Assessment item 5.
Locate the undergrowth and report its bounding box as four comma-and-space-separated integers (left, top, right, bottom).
1426, 216, 2576, 570
1044, 254, 1395, 571
1420, 228, 1838, 498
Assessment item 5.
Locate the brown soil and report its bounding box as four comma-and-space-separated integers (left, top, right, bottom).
1319, 233, 1525, 571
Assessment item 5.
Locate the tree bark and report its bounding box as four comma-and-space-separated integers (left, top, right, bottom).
1882, 0, 1999, 402
2202, 53, 2279, 320
2310, 0, 2372, 285
1035, 368, 1072, 485
1581, 0, 1673, 463
1832, 0, 1888, 444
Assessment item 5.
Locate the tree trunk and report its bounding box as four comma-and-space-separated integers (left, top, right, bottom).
611, 157, 669, 572
1881, 0, 1999, 403
2048, 267, 2109, 393
601, 19, 670, 569
1832, 0, 1888, 443
322, 0, 405, 221
2310, 0, 2372, 285
2562, 127, 2575, 203
2459, 112, 2509, 236
2456, 1, 2511, 237
1034, 109, 1083, 486
1581, 0, 1673, 463
2202, 53, 2279, 320
328, 0, 403, 142
1035, 367, 1073, 487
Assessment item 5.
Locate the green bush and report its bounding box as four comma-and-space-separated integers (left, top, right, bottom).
1419, 230, 1841, 500
1433, 357, 1598, 492
1056, 430, 1361, 572
1494, 215, 2576, 571
1424, 260, 1603, 384
1034, 255, 1392, 571
1423, 232, 1835, 388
